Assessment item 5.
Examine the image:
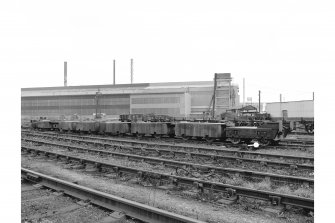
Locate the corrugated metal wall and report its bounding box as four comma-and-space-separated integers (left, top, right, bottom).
21, 83, 239, 119
189, 86, 239, 116
130, 94, 183, 117
265, 100, 314, 119
21, 94, 130, 118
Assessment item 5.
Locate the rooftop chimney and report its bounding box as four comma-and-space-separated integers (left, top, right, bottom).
64, 61, 67, 87
130, 58, 133, 84
113, 59, 116, 85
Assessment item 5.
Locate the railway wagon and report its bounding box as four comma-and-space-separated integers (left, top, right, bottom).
35, 120, 58, 130
100, 122, 131, 135
120, 114, 144, 122
76, 121, 100, 133
225, 122, 282, 145
30, 120, 38, 129
131, 122, 174, 137
58, 121, 79, 132
175, 122, 226, 140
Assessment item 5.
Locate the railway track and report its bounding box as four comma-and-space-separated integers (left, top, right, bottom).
22, 138, 314, 186
21, 168, 204, 223
21, 147, 314, 210
21, 129, 313, 149
280, 139, 314, 146
23, 131, 314, 167
290, 131, 314, 136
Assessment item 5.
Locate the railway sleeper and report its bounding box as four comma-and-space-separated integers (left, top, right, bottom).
26, 173, 41, 182
22, 146, 314, 211
290, 164, 298, 170
193, 182, 204, 193
217, 188, 239, 205
259, 195, 286, 215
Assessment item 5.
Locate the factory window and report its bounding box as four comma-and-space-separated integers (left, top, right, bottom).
131, 108, 179, 115
132, 97, 180, 104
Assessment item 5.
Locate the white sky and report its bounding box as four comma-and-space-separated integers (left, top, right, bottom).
1, 0, 333, 102
1, 1, 335, 221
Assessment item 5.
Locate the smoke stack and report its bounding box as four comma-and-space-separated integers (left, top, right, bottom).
64, 61, 67, 87
130, 58, 133, 84
243, 78, 245, 106
113, 59, 115, 85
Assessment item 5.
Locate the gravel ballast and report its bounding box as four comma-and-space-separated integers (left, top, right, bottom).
22, 156, 313, 223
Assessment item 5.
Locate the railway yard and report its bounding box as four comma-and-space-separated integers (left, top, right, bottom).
19, 66, 316, 223
21, 127, 314, 223
6, 0, 333, 221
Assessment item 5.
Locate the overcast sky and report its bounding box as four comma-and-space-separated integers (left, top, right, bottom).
1, 2, 334, 219
1, 0, 333, 102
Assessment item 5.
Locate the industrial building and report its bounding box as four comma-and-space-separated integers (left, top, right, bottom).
21, 80, 240, 120
264, 100, 314, 121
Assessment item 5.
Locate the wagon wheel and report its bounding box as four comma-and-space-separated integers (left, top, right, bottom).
205, 137, 214, 143
272, 140, 280, 146
243, 139, 252, 144
138, 134, 145, 138
231, 138, 241, 145
153, 134, 161, 139
182, 135, 189, 140
306, 127, 314, 134
260, 138, 271, 146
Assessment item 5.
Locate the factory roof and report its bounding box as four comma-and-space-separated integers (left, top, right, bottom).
22, 81, 232, 97
265, 100, 314, 104
21, 81, 215, 91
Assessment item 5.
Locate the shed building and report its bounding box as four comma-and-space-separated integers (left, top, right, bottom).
21, 81, 239, 120
264, 100, 314, 121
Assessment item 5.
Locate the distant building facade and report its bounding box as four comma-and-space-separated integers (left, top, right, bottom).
21, 81, 239, 120
264, 100, 314, 121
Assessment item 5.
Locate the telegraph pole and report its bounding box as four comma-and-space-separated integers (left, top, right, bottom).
212, 74, 217, 118
95, 89, 102, 119
280, 94, 282, 119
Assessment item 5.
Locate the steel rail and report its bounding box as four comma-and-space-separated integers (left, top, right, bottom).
21, 168, 205, 223
21, 146, 314, 210
22, 134, 314, 170
23, 136, 314, 171
280, 139, 314, 145
23, 131, 314, 165
22, 138, 314, 186
23, 130, 313, 149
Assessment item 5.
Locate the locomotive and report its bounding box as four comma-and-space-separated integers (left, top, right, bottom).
28, 114, 290, 146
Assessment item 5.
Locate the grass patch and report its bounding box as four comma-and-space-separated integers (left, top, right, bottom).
294, 187, 314, 199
